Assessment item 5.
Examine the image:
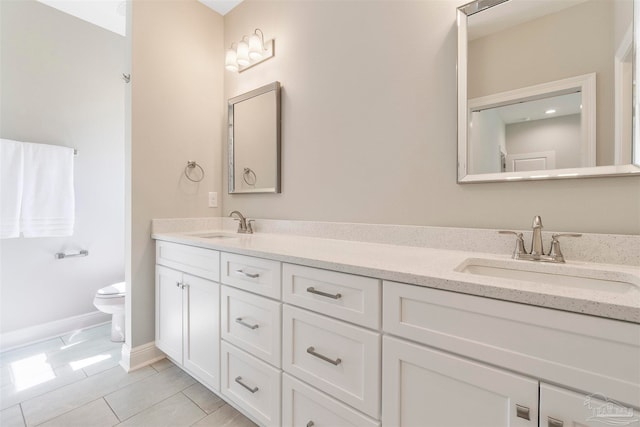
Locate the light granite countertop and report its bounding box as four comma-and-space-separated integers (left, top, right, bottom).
152, 230, 640, 324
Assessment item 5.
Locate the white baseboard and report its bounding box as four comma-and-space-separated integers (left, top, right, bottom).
120, 341, 165, 372
0, 310, 111, 352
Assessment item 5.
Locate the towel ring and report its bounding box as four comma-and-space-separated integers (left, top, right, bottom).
185, 161, 205, 182
243, 167, 257, 186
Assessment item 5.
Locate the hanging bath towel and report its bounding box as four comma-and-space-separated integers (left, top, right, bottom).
0, 139, 25, 238
20, 142, 75, 237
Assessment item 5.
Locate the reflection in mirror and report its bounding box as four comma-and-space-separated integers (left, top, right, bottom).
457, 0, 640, 182
228, 82, 281, 194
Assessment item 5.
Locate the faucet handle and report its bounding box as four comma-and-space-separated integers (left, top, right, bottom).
498, 231, 527, 259
548, 233, 582, 262
551, 233, 582, 239
246, 219, 255, 234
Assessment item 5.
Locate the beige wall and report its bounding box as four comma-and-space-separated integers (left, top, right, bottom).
1, 1, 124, 333
222, 0, 640, 235
128, 0, 224, 347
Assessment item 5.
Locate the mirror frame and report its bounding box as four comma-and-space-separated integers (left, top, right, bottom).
457, 0, 640, 183
228, 81, 281, 194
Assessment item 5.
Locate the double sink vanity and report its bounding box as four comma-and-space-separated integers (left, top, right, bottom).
151, 217, 640, 427
154, 0, 640, 423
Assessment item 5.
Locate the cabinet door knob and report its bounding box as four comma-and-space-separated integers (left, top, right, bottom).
307, 346, 342, 366
306, 422, 314, 427
548, 417, 564, 427
516, 404, 530, 420
306, 287, 342, 300
234, 376, 259, 393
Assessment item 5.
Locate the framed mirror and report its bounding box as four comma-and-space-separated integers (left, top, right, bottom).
228, 81, 281, 193
457, 0, 640, 183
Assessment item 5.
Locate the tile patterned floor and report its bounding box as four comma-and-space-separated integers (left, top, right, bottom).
0, 324, 257, 427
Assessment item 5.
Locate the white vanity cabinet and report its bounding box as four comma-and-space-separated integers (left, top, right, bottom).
155, 242, 221, 392
382, 280, 640, 427
154, 238, 640, 427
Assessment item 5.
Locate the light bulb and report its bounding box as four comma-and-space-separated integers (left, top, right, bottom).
225, 48, 238, 72
248, 32, 264, 60
237, 40, 250, 66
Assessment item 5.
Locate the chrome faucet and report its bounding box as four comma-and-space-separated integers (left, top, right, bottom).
229, 211, 254, 234
530, 215, 544, 257
499, 216, 581, 263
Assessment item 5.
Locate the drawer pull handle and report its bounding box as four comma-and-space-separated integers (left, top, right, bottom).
516, 404, 530, 421
234, 376, 258, 393
548, 417, 563, 427
306, 422, 314, 427
306, 287, 342, 300
235, 269, 260, 279
307, 346, 342, 366
235, 317, 259, 330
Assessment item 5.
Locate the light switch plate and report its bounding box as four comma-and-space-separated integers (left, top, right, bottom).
208, 192, 218, 208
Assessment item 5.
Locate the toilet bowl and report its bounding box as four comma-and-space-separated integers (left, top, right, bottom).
93, 282, 126, 342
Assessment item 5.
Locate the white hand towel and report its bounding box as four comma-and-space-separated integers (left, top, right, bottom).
20, 142, 75, 237
0, 139, 24, 238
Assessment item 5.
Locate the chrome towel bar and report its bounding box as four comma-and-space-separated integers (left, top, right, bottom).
55, 250, 88, 259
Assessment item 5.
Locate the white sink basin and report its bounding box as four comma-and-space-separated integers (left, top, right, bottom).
457, 258, 640, 294
188, 232, 240, 239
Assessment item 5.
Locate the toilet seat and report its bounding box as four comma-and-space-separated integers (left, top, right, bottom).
96, 282, 125, 299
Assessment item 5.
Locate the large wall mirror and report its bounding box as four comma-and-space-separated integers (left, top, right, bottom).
228, 81, 281, 193
457, 0, 640, 183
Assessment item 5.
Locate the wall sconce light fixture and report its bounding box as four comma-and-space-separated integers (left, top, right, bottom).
225, 29, 274, 73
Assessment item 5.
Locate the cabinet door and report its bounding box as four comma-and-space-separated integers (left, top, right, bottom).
383, 336, 538, 427
183, 273, 220, 392
155, 265, 184, 363
540, 383, 639, 427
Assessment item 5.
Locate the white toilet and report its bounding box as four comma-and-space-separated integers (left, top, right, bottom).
93, 282, 126, 342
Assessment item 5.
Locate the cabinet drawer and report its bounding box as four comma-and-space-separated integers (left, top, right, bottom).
221, 285, 282, 367
540, 383, 639, 427
282, 263, 381, 329
221, 253, 281, 299
156, 241, 220, 282
383, 280, 640, 408
282, 305, 380, 418
282, 374, 380, 427
221, 341, 281, 427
